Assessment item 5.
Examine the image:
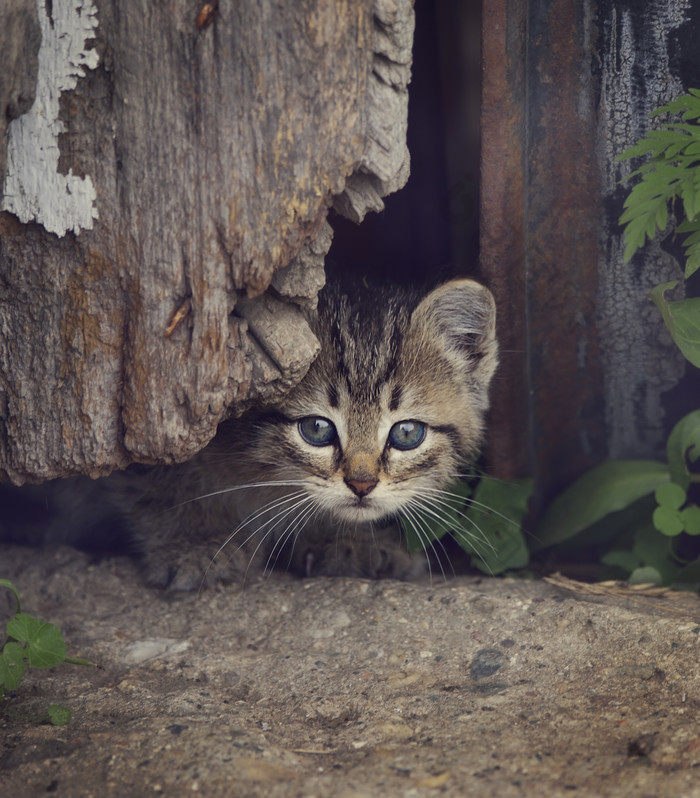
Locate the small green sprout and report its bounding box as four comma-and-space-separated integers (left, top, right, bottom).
1, 578, 93, 725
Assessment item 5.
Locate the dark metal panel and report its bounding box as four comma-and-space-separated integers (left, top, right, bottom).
480, 0, 531, 483
522, 0, 606, 503
480, 0, 692, 507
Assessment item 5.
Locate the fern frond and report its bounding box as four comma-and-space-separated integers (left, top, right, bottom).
677, 219, 700, 278
619, 90, 700, 261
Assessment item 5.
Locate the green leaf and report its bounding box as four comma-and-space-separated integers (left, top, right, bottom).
618, 139, 661, 161
653, 505, 684, 536
632, 523, 678, 584
460, 478, 532, 574
401, 517, 444, 554
47, 704, 72, 726
666, 410, 700, 490
621, 194, 674, 262
534, 460, 670, 550
629, 566, 664, 585
0, 579, 22, 615
681, 506, 700, 535
682, 224, 700, 248
667, 140, 692, 159
649, 282, 700, 367
682, 181, 698, 221
6, 614, 67, 668
623, 236, 642, 264
666, 298, 700, 367
0, 642, 26, 691
649, 280, 678, 332
655, 200, 668, 230
555, 495, 655, 554
684, 243, 700, 278
65, 656, 95, 667
600, 549, 640, 572
655, 482, 686, 509
653, 482, 689, 536
677, 219, 700, 277
651, 476, 700, 537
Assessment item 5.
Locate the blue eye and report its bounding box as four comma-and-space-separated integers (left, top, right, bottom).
388, 420, 426, 450
298, 417, 337, 446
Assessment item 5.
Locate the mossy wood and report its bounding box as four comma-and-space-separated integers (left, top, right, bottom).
0, 0, 413, 483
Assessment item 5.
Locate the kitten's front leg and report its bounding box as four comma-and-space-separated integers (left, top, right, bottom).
113, 465, 270, 591
289, 523, 428, 581
134, 523, 255, 591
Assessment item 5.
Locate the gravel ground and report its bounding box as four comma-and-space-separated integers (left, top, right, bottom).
2, 544, 700, 797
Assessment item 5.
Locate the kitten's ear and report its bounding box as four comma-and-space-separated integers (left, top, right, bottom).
412, 279, 498, 386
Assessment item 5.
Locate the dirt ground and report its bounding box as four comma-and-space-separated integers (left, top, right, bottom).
3, 544, 700, 797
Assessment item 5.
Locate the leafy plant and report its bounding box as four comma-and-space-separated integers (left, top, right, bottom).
535, 413, 700, 585
650, 282, 700, 368
618, 90, 700, 368
1, 578, 92, 725
535, 90, 700, 586
619, 88, 700, 275
533, 460, 671, 551
401, 476, 532, 575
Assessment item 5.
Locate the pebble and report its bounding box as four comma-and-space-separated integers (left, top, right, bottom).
469, 648, 506, 681
120, 638, 190, 665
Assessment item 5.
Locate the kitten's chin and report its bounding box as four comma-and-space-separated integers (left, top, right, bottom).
331, 501, 390, 524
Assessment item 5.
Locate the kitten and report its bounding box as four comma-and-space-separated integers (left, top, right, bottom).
2, 279, 498, 590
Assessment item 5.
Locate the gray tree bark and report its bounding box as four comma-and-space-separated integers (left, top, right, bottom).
0, 0, 414, 483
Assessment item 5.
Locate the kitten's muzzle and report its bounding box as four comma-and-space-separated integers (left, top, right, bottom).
342, 452, 380, 499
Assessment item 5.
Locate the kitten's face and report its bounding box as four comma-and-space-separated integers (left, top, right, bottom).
254, 279, 498, 524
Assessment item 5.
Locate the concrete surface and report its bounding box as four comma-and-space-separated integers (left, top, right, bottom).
2, 545, 700, 797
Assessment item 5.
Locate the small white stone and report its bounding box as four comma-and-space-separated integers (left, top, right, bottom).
120, 638, 190, 665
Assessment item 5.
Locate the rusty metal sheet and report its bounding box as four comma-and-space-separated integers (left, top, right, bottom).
480, 0, 694, 512
481, 0, 604, 509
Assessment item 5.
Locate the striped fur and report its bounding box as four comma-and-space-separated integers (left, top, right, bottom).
120, 279, 499, 589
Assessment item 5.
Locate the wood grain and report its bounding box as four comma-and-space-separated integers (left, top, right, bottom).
0, 0, 413, 482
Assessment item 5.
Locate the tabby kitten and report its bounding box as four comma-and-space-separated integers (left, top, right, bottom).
117, 278, 498, 590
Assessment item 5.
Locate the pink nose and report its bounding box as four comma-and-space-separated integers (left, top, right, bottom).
345, 479, 378, 497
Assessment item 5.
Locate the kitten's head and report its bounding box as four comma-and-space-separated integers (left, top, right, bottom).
255, 279, 498, 523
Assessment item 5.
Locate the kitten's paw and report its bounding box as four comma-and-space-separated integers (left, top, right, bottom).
139, 545, 247, 592
300, 538, 428, 581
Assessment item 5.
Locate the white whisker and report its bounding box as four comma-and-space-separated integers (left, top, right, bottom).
397, 503, 431, 578
422, 485, 525, 533
417, 491, 500, 574
400, 502, 441, 583
426, 496, 498, 564
267, 499, 323, 576
169, 481, 310, 512
403, 498, 458, 581
242, 495, 317, 581
401, 489, 500, 571
290, 503, 326, 573
224, 491, 309, 554
199, 491, 311, 590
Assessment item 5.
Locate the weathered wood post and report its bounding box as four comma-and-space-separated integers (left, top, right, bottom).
0, 0, 414, 483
